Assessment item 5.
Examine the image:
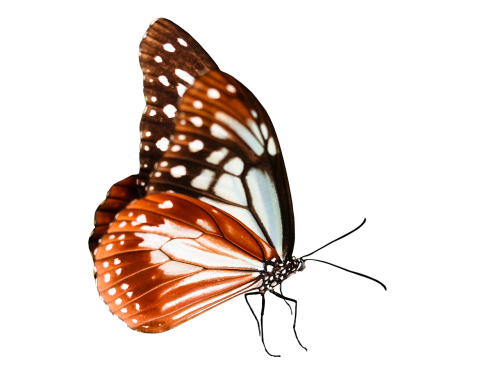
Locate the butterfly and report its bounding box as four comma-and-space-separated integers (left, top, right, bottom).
90, 18, 305, 333
89, 18, 386, 357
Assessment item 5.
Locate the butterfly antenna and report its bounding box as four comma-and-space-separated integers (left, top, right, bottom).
304, 258, 387, 291
244, 295, 280, 358
299, 217, 387, 292
301, 218, 366, 259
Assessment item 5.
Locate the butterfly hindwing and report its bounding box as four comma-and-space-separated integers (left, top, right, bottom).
93, 192, 278, 332
146, 71, 295, 261
89, 175, 141, 256
138, 18, 219, 195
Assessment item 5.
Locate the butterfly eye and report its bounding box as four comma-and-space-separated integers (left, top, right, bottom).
298, 261, 306, 272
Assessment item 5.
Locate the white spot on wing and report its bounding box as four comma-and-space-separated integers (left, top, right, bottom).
163, 43, 175, 52
175, 69, 194, 85
108, 288, 116, 295
193, 100, 203, 109
213, 173, 247, 205
215, 112, 263, 155
196, 219, 214, 232
170, 165, 187, 178
149, 109, 156, 116
156, 137, 170, 151
210, 124, 229, 139
260, 123, 269, 139
207, 88, 220, 99
159, 261, 202, 277
226, 84, 236, 93
191, 169, 215, 190
150, 250, 169, 263
177, 83, 187, 97
158, 76, 169, 86
189, 140, 204, 152
154, 56, 162, 63
135, 232, 170, 248
190, 117, 203, 127
206, 147, 228, 165
223, 157, 244, 176
159, 200, 173, 209
141, 219, 202, 238
177, 38, 187, 46
104, 274, 110, 282
163, 104, 177, 118
267, 137, 277, 156
247, 119, 264, 144
160, 161, 168, 167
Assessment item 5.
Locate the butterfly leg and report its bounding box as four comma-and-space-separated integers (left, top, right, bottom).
244, 295, 280, 358
272, 291, 309, 351
244, 292, 261, 336
279, 284, 293, 315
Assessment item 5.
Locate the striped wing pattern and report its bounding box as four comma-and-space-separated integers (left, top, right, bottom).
147, 70, 295, 261
94, 192, 279, 332
138, 19, 218, 195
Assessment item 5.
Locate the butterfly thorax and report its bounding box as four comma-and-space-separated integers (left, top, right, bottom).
259, 256, 305, 294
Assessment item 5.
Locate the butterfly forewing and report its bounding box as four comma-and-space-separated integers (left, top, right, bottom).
138, 19, 218, 195
147, 71, 295, 261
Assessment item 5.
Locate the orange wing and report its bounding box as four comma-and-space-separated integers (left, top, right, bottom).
94, 192, 279, 332
89, 175, 141, 255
